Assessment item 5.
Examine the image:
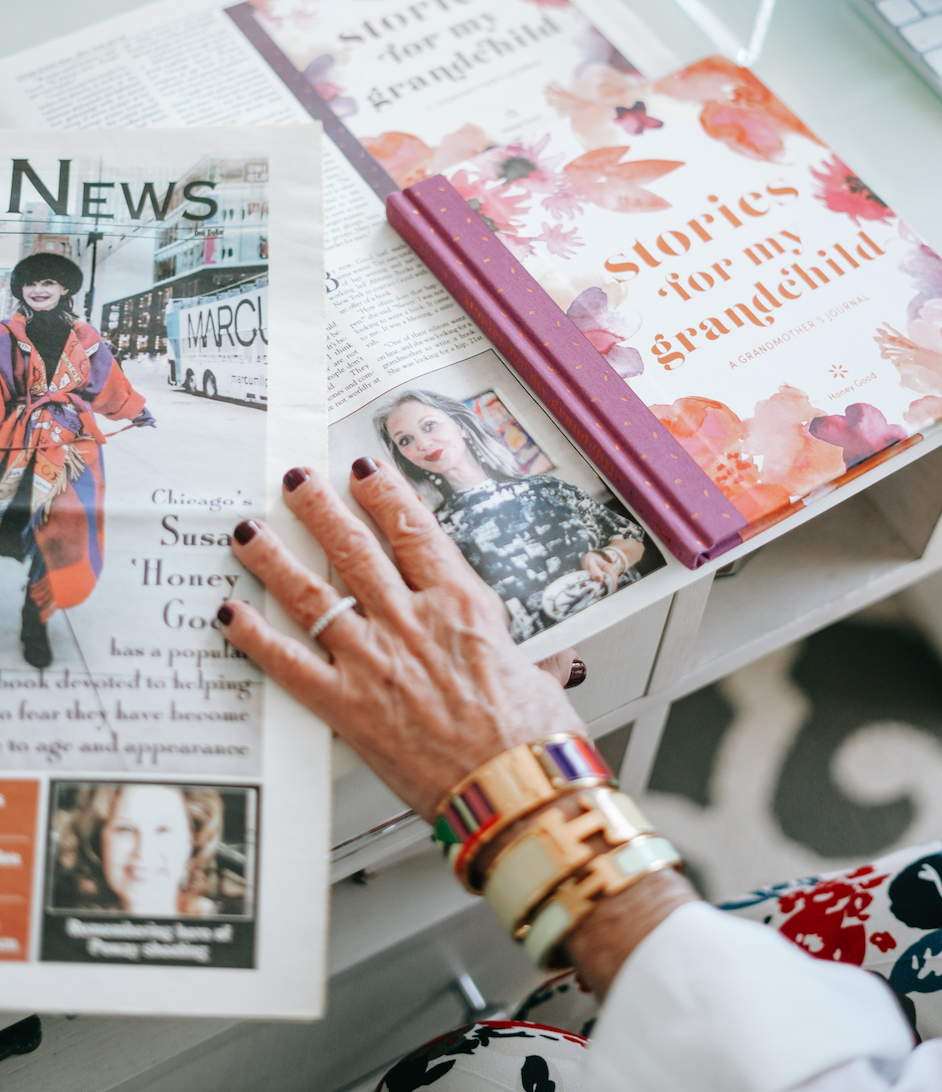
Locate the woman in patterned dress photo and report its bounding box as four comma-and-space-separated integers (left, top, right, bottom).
0, 254, 155, 668
374, 389, 652, 642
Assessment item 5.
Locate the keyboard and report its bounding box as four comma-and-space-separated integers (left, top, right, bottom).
850, 0, 942, 96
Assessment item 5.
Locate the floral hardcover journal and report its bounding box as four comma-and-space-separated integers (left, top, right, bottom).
388, 56, 942, 565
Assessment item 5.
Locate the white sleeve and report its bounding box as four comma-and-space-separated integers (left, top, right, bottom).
585, 901, 942, 1092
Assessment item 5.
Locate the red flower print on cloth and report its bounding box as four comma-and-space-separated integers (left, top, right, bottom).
776, 866, 889, 965
811, 154, 894, 226
871, 932, 898, 953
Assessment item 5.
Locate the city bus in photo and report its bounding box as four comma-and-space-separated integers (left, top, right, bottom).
166, 275, 268, 408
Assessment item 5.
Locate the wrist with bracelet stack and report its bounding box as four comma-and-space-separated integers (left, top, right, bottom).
433, 733, 683, 969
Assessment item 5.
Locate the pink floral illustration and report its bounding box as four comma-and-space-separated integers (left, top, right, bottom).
566, 287, 642, 378
427, 126, 494, 176
905, 394, 942, 429
649, 386, 867, 521
873, 240, 942, 430
875, 298, 942, 398
362, 132, 434, 188
476, 135, 563, 194
560, 147, 683, 213
448, 169, 532, 235
900, 242, 942, 321
500, 235, 536, 259
613, 102, 663, 135
303, 55, 356, 118
546, 64, 650, 148
444, 134, 680, 260
541, 186, 586, 222
534, 221, 583, 258
650, 397, 791, 522
363, 126, 491, 188
808, 404, 908, 469
249, 0, 319, 31
909, 297, 942, 355
698, 101, 788, 161
811, 155, 893, 226
654, 56, 821, 161
743, 385, 845, 496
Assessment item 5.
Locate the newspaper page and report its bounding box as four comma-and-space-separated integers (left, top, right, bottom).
0, 125, 329, 1019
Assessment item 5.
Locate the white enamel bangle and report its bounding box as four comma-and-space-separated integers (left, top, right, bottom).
522, 835, 682, 969
483, 790, 654, 933
308, 596, 357, 641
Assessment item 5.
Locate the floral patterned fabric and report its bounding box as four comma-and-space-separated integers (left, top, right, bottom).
375, 1020, 589, 1092
720, 840, 942, 1042
513, 841, 942, 1045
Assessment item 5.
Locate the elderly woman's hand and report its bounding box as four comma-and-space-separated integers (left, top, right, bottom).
217, 458, 588, 822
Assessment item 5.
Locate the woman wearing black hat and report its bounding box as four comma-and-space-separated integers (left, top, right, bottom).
0, 253, 155, 668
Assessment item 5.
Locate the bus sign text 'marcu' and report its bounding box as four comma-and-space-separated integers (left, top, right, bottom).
186, 295, 267, 350
6, 160, 218, 221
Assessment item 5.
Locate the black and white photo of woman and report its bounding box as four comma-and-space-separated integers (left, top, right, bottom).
373, 389, 659, 642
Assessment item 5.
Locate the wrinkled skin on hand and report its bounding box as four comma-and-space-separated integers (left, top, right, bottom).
218, 461, 587, 821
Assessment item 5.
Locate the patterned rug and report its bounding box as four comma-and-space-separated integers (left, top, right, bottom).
640, 605, 942, 904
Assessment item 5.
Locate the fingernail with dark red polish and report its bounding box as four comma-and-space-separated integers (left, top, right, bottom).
217, 604, 234, 626
234, 520, 259, 546
283, 467, 309, 492
352, 457, 378, 480
565, 659, 587, 689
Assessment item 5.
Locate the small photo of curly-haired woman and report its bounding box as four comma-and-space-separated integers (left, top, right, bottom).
46, 782, 254, 918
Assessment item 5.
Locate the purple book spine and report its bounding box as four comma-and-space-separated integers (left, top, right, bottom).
387, 176, 746, 569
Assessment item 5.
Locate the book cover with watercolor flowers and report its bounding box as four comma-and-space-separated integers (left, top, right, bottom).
397, 56, 942, 553
238, 0, 642, 187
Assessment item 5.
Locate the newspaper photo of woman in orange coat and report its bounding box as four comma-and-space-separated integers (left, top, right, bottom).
0, 254, 155, 669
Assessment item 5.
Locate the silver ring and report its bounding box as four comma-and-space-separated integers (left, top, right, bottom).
308, 596, 357, 641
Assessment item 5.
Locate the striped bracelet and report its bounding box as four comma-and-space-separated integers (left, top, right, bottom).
433, 734, 617, 894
